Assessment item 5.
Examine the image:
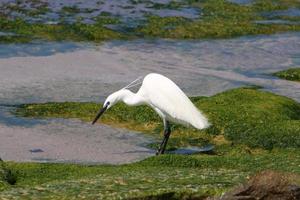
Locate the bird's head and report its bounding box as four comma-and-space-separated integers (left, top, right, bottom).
103, 90, 124, 109
91, 89, 127, 125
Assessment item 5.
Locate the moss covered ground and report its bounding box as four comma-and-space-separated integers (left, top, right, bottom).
0, 148, 299, 199
273, 68, 300, 82
0, 16, 124, 43
1, 0, 300, 43
6, 87, 299, 199
137, 0, 300, 39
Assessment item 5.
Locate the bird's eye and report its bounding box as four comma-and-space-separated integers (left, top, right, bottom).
107, 102, 110, 106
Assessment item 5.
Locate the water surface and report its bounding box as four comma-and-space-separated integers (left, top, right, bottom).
1, 33, 299, 105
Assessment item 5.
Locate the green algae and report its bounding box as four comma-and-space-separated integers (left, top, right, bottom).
137, 0, 300, 39
0, 147, 299, 199
273, 68, 300, 82
0, 17, 126, 43
1, 0, 300, 43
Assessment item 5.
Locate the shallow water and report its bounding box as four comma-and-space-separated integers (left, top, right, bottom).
0, 32, 299, 164
265, 8, 300, 18
0, 32, 299, 105
0, 106, 155, 164
0, 41, 90, 58
227, 0, 253, 5
255, 19, 300, 25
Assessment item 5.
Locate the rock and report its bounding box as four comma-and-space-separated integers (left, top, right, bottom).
215, 170, 300, 200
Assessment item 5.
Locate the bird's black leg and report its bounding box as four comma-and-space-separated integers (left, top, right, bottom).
160, 123, 171, 154
156, 121, 171, 155
156, 137, 166, 155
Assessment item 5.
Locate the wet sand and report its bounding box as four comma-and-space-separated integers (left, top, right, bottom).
0, 32, 299, 164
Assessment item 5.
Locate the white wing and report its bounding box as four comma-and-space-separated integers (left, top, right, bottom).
138, 73, 210, 129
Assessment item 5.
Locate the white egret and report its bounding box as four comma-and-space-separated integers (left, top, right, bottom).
92, 73, 210, 155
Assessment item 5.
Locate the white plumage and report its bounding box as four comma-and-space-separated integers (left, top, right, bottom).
92, 73, 210, 155
137, 73, 210, 129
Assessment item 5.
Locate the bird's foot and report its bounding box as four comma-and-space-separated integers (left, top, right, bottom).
155, 150, 165, 156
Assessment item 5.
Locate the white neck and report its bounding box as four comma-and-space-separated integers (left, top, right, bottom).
119, 89, 145, 106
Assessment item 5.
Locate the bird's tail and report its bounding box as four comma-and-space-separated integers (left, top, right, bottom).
192, 113, 211, 130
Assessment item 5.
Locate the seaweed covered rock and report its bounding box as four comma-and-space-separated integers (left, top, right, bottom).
217, 170, 300, 200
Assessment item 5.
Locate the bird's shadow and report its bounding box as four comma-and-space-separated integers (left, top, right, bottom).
167, 145, 214, 155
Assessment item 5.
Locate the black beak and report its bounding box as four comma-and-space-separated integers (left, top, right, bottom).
92, 104, 108, 125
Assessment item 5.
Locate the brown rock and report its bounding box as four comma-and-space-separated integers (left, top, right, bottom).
215, 170, 300, 200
